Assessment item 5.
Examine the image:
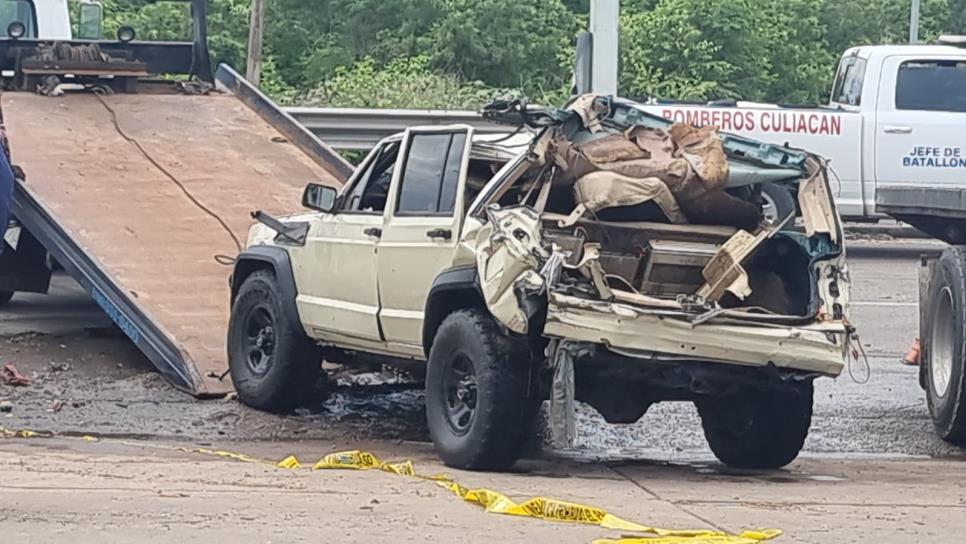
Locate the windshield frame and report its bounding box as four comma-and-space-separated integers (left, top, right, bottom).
0, 0, 37, 39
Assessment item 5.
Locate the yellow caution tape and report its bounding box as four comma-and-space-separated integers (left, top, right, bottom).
0, 427, 46, 438
179, 446, 262, 464
305, 450, 779, 543
276, 455, 302, 469
0, 431, 780, 543
595, 537, 775, 544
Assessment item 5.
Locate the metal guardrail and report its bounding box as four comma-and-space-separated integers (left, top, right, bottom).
283, 107, 513, 151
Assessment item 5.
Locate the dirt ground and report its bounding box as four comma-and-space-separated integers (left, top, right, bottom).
3, 436, 966, 543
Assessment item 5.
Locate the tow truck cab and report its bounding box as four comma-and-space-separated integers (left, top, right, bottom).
0, 0, 105, 40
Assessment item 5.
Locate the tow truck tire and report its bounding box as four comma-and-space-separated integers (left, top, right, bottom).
228, 270, 325, 413
923, 247, 966, 446
425, 309, 537, 471
761, 182, 796, 224
697, 381, 813, 469
0, 292, 14, 307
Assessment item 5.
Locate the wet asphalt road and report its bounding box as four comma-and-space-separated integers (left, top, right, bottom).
1, 239, 964, 462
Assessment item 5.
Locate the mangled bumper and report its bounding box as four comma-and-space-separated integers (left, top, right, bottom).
544, 291, 847, 377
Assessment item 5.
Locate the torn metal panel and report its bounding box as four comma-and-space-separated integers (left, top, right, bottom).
561, 171, 687, 226
799, 156, 840, 243
544, 292, 847, 376
474, 206, 547, 334
582, 246, 614, 302
697, 217, 789, 301
567, 94, 610, 133
697, 230, 758, 301
547, 339, 593, 448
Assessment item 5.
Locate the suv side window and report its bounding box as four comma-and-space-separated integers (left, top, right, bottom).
896, 60, 966, 113
831, 56, 866, 106
343, 141, 400, 213
396, 133, 467, 215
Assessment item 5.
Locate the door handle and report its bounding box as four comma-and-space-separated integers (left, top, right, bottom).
883, 125, 912, 134
426, 228, 452, 240
363, 227, 382, 238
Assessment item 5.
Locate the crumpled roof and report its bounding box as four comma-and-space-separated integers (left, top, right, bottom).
548, 96, 762, 229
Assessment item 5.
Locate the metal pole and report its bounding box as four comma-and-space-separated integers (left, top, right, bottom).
910, 0, 921, 44
246, 0, 267, 85
589, 0, 619, 95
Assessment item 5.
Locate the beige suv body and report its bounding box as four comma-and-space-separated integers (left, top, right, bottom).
229, 96, 851, 472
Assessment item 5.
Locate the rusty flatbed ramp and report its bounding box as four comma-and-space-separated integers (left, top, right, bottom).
1, 70, 345, 396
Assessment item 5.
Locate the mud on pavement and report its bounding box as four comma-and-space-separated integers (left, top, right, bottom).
0, 330, 430, 444
1, 323, 964, 462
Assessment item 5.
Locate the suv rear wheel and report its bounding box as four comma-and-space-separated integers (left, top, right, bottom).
697, 381, 813, 469
425, 309, 537, 471
228, 270, 326, 412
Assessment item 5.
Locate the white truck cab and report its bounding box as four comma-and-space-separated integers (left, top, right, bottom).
640, 38, 966, 220
1, 0, 103, 40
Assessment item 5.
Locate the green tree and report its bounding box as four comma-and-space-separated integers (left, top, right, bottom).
264, 0, 445, 87
755, 0, 835, 104
88, 0, 965, 109
950, 0, 966, 33
423, 0, 580, 96
621, 0, 833, 104
298, 55, 518, 109
820, 0, 951, 53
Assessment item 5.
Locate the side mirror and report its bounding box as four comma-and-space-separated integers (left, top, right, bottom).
77, 3, 104, 40
302, 183, 338, 213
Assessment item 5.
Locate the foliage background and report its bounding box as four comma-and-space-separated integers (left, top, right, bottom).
97, 0, 963, 108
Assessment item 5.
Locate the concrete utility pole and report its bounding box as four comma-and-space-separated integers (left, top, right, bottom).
589, 0, 619, 95
909, 0, 921, 44
246, 0, 267, 86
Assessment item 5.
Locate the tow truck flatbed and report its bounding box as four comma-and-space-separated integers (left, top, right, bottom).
2, 66, 349, 395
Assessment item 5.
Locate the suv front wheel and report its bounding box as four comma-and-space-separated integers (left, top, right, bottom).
696, 381, 814, 469
425, 309, 538, 471
228, 270, 326, 412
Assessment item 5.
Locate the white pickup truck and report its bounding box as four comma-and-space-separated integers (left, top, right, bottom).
638, 37, 966, 221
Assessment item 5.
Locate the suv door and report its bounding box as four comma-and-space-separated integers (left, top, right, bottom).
875, 55, 966, 190
295, 139, 401, 344
376, 127, 474, 354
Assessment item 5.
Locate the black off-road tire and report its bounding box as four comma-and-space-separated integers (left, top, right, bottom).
0, 291, 14, 307
697, 381, 814, 469
923, 247, 966, 446
228, 270, 325, 413
760, 182, 796, 224
425, 309, 538, 471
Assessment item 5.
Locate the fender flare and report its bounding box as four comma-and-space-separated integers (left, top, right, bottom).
422, 265, 484, 355
231, 245, 301, 327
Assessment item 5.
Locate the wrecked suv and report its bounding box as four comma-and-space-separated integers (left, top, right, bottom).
228, 95, 851, 471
